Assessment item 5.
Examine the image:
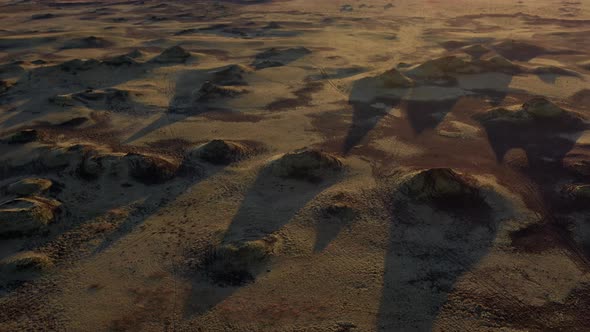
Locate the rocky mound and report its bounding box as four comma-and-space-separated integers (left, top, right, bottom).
531, 66, 581, 77
578, 60, 590, 70
189, 140, 254, 165
211, 64, 253, 86
62, 36, 112, 49
40, 144, 92, 169
270, 149, 343, 181
405, 54, 520, 79
477, 97, 568, 122
0, 79, 13, 94
570, 89, 590, 105
79, 151, 126, 178
522, 97, 565, 118
375, 68, 414, 88
252, 46, 311, 69
201, 238, 277, 287
123, 153, 179, 184
562, 184, 590, 201
152, 45, 191, 64
102, 54, 139, 66
193, 81, 248, 102
0, 252, 53, 276
459, 44, 492, 58
398, 168, 481, 203
7, 178, 53, 196
2, 129, 38, 144
0, 62, 25, 79
0, 197, 61, 236
59, 58, 102, 72
491, 40, 548, 61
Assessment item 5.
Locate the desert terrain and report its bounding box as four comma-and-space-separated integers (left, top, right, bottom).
1, 0, 590, 331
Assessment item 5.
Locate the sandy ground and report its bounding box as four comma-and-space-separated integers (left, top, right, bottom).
0, 0, 590, 331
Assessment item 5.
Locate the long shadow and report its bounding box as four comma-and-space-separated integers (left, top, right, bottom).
1, 60, 147, 129
378, 190, 498, 331
124, 66, 242, 144
90, 164, 217, 255
342, 70, 515, 154
182, 166, 341, 317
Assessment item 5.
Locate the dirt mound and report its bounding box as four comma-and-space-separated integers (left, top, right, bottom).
62, 36, 112, 49
151, 45, 191, 64
0, 62, 25, 79
562, 184, 590, 201
564, 154, 590, 177
40, 144, 91, 169
459, 44, 492, 58
531, 66, 581, 77
578, 60, 590, 70
0, 197, 61, 236
0, 79, 13, 93
201, 237, 278, 287
193, 81, 248, 102
7, 178, 53, 196
189, 140, 254, 165
123, 153, 179, 184
211, 64, 253, 85
59, 58, 102, 72
270, 149, 343, 181
398, 168, 481, 203
405, 54, 520, 79
79, 151, 125, 178
1, 129, 38, 144
252, 46, 311, 69
477, 97, 568, 122
74, 88, 134, 110
0, 252, 53, 276
102, 54, 139, 67
570, 89, 590, 105
522, 97, 565, 118
375, 68, 414, 88
491, 40, 548, 61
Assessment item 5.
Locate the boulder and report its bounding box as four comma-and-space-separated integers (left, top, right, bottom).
0, 197, 61, 236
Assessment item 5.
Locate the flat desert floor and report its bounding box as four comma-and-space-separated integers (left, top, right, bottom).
1, 0, 590, 331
